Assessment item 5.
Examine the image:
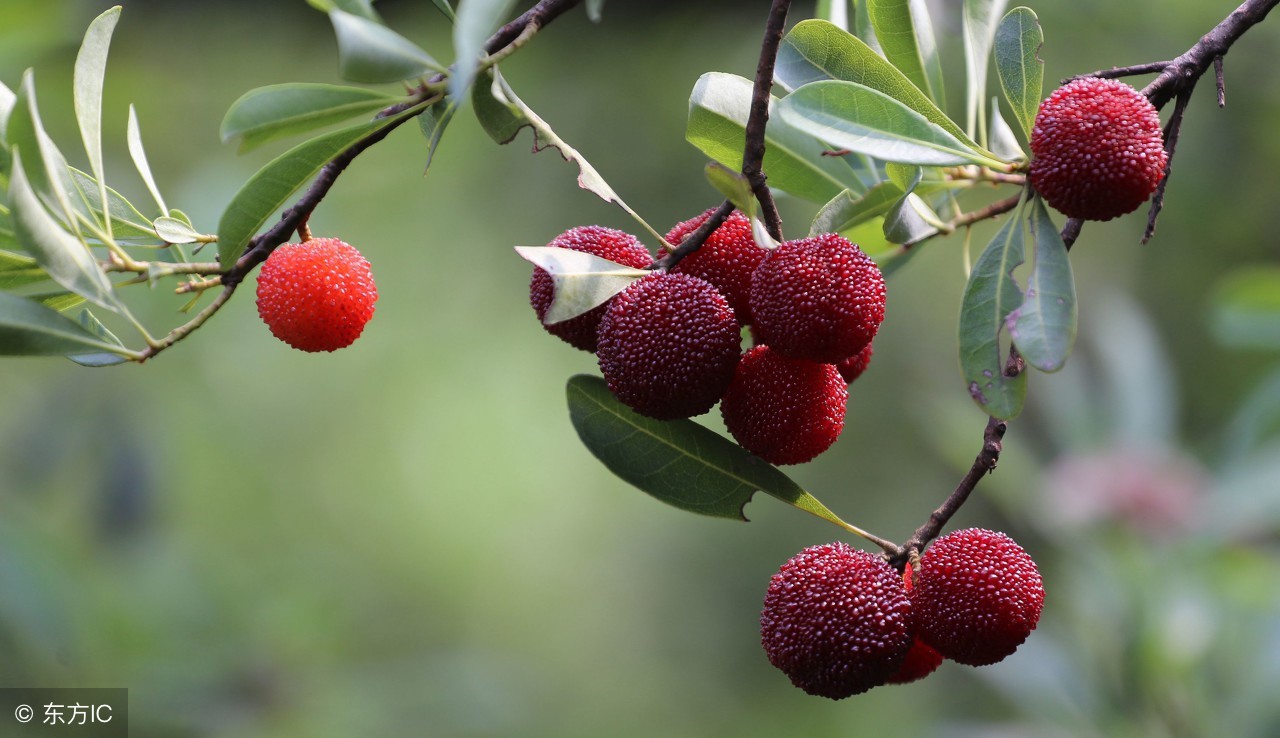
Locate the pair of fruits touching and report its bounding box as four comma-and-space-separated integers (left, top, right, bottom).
762, 529, 1044, 699
530, 211, 885, 465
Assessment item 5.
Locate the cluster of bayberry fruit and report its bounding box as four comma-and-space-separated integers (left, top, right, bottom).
529, 210, 886, 465
760, 528, 1044, 699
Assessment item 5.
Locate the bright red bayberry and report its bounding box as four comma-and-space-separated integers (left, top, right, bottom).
255, 238, 378, 352
749, 233, 885, 364
596, 272, 740, 420
912, 528, 1045, 667
836, 342, 874, 384
659, 208, 767, 325
720, 345, 847, 465
760, 542, 913, 699
1029, 78, 1167, 221
529, 225, 652, 352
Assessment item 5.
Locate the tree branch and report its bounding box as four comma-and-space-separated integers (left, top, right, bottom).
741, 0, 790, 241
650, 200, 735, 271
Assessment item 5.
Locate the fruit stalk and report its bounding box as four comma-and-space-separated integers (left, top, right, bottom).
741, 0, 790, 241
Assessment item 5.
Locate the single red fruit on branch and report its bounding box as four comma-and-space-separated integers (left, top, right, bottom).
255, 238, 378, 352
1029, 77, 1168, 221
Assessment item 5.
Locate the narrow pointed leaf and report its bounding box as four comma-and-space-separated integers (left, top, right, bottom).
452, 0, 516, 101
963, 0, 1008, 141
867, 0, 943, 106
514, 246, 647, 324
126, 106, 167, 214
0, 248, 47, 289
0, 290, 129, 357
68, 167, 155, 241
73, 5, 121, 241
995, 6, 1044, 140
1008, 197, 1076, 371
153, 216, 202, 244
67, 307, 128, 366
8, 72, 94, 234
567, 374, 855, 527
989, 96, 1026, 161
687, 71, 863, 202
220, 83, 399, 153
776, 80, 1003, 168
330, 9, 442, 84
958, 199, 1029, 418
9, 151, 119, 312
854, 0, 883, 54
417, 97, 459, 173
430, 0, 456, 22
810, 182, 903, 237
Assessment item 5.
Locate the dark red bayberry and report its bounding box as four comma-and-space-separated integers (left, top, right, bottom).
760, 542, 913, 699
659, 208, 767, 325
912, 528, 1045, 667
596, 272, 740, 420
720, 345, 847, 465
1029, 78, 1167, 221
885, 565, 943, 684
256, 238, 378, 352
750, 233, 885, 364
836, 342, 874, 384
529, 226, 652, 352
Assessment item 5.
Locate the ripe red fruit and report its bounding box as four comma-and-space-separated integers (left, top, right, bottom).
836, 342, 874, 384
885, 565, 943, 685
720, 345, 847, 465
760, 542, 913, 699
255, 238, 378, 352
749, 233, 885, 363
1029, 78, 1167, 221
596, 272, 740, 420
659, 208, 767, 325
529, 226, 652, 352
912, 528, 1045, 667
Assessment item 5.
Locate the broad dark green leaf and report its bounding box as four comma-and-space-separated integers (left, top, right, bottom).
330, 9, 441, 84
995, 6, 1044, 140
567, 374, 855, 526
0, 247, 46, 289
472, 68, 527, 144
452, 0, 516, 101
776, 80, 1005, 168
515, 246, 647, 324
73, 5, 120, 239
217, 111, 414, 269
867, 0, 944, 107
9, 151, 119, 312
126, 105, 167, 214
1210, 266, 1280, 350
963, 0, 1009, 141
221, 83, 399, 153
687, 71, 861, 203
0, 289, 128, 357
776, 20, 977, 150
1008, 197, 1076, 371
958, 197, 1029, 419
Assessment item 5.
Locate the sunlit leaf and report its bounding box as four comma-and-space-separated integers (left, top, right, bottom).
567, 374, 856, 527
126, 106, 167, 215
989, 96, 1026, 161
704, 162, 755, 217
0, 247, 46, 290
452, 0, 516, 101
995, 6, 1044, 140
867, 0, 944, 107
0, 289, 127, 357
153, 216, 202, 245
1008, 197, 1076, 371
8, 71, 94, 235
73, 5, 120, 241
330, 9, 442, 84
220, 83, 399, 153
514, 246, 647, 324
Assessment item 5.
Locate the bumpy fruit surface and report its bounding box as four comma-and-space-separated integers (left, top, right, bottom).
761, 542, 913, 699
1029, 78, 1167, 221
836, 342, 874, 384
529, 226, 652, 352
886, 566, 943, 684
255, 238, 378, 352
596, 273, 740, 420
750, 234, 885, 363
720, 345, 847, 465
912, 528, 1045, 666
659, 208, 767, 325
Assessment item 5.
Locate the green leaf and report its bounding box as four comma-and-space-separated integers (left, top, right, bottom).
126, 105, 167, 214
220, 83, 399, 153
67, 167, 155, 241
585, 0, 605, 22
810, 183, 902, 237
0, 289, 128, 357
33, 290, 87, 312
429, 0, 456, 22
1211, 266, 1280, 350
417, 97, 459, 173
9, 151, 119, 312
0, 247, 47, 289
514, 246, 647, 324
994, 6, 1044, 141
452, 0, 516, 101
67, 307, 128, 366
867, 0, 944, 107
816, 0, 851, 30
1008, 197, 1076, 371
776, 80, 1005, 168
472, 67, 527, 144
704, 162, 755, 217
854, 0, 883, 54
216, 110, 416, 269
0, 79, 15, 141
776, 20, 977, 150
8, 71, 94, 235
306, 0, 380, 21
989, 96, 1026, 161
963, 0, 1009, 141
958, 196, 1029, 419
330, 9, 442, 84
566, 374, 855, 527
73, 5, 120, 241
687, 72, 858, 203
153, 216, 201, 244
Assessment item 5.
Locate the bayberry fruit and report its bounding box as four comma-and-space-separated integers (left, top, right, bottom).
1029, 78, 1167, 221
596, 273, 740, 420
749, 234, 885, 363
720, 345, 847, 465
255, 238, 378, 352
529, 226, 652, 352
912, 528, 1045, 666
836, 342, 874, 384
886, 566, 943, 684
760, 542, 913, 699
659, 208, 767, 325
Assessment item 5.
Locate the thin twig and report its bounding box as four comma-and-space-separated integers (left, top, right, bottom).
1073, 61, 1172, 81
1144, 88, 1192, 244
1142, 0, 1280, 109
650, 200, 735, 271
1215, 55, 1227, 106
741, 0, 790, 241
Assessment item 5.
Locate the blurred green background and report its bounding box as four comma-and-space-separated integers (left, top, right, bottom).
1, 1, 1278, 735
